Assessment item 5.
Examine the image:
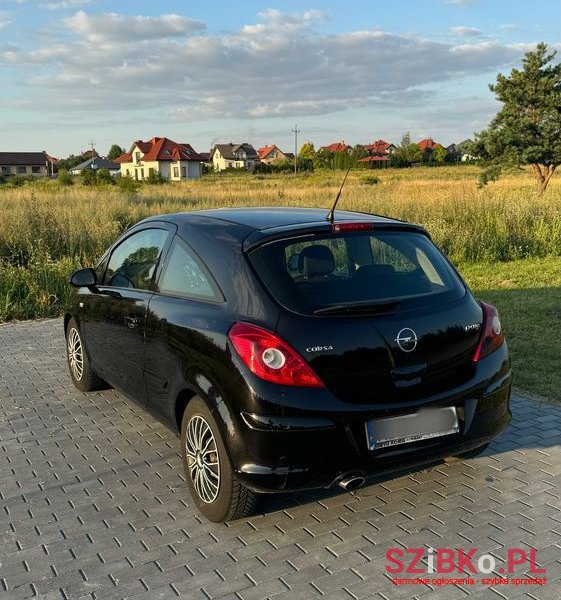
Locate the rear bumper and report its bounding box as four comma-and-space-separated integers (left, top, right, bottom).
231, 347, 512, 493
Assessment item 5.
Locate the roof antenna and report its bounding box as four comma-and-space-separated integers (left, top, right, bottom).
326, 162, 353, 223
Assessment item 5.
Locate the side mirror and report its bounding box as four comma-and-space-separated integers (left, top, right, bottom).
69, 268, 97, 288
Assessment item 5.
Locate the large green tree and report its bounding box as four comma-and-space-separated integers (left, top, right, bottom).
473, 43, 561, 194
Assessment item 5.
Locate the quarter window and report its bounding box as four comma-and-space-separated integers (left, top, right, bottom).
158, 239, 218, 300
104, 229, 169, 290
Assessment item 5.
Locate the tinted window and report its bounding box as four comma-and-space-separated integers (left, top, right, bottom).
158, 238, 218, 300
104, 228, 168, 290
249, 231, 464, 315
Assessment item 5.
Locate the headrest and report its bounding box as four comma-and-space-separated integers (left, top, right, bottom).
298, 245, 335, 278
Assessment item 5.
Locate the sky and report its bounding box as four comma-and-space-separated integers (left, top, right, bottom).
1, 0, 560, 158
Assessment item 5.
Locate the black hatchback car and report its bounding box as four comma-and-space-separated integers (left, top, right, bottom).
65, 207, 511, 521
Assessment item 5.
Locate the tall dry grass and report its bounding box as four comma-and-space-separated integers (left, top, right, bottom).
1, 166, 560, 320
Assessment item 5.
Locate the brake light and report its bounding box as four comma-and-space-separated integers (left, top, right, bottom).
332, 222, 374, 233
473, 302, 504, 362
228, 323, 324, 388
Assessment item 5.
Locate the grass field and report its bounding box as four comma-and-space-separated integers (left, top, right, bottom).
1, 166, 560, 398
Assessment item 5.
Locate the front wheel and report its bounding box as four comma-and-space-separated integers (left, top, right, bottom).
180, 396, 259, 522
65, 318, 105, 392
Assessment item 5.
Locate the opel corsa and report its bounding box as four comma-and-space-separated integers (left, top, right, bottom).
65, 208, 512, 521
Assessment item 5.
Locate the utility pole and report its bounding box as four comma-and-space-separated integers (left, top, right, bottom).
291, 124, 300, 173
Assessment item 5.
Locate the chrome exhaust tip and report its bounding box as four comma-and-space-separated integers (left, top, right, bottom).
338, 474, 366, 491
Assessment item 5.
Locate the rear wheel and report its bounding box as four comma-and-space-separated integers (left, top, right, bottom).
180, 396, 258, 522
65, 318, 105, 392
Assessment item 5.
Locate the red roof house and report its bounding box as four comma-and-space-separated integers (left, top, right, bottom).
115, 137, 205, 180
319, 141, 351, 153
417, 138, 441, 153
257, 144, 290, 163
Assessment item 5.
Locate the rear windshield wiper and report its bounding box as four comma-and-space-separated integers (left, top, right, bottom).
314, 299, 401, 316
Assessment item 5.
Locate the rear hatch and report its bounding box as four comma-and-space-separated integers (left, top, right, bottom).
248, 223, 482, 404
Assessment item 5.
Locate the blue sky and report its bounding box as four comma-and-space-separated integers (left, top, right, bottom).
1, 0, 560, 157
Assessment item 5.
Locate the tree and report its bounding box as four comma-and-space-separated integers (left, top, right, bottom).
299, 141, 315, 161
473, 43, 561, 194
390, 132, 421, 167
433, 145, 448, 166
313, 148, 335, 170
81, 168, 97, 186
107, 144, 125, 160
56, 154, 84, 171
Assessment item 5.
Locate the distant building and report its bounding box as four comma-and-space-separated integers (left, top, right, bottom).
257, 145, 291, 164
358, 139, 396, 168
318, 141, 351, 153
211, 143, 259, 171
417, 138, 441, 153
115, 137, 205, 180
69, 156, 120, 176
0, 151, 57, 178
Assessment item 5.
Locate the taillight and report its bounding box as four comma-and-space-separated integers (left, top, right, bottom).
473, 302, 504, 362
228, 323, 324, 388
332, 222, 374, 233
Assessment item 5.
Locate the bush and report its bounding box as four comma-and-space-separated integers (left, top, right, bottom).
361, 175, 379, 185
117, 174, 140, 194
96, 168, 115, 185
81, 169, 97, 186
57, 169, 73, 186
146, 170, 166, 185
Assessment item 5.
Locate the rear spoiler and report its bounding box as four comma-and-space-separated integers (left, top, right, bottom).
242, 220, 429, 253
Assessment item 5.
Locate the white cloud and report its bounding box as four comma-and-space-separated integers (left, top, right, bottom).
450, 26, 482, 37
0, 13, 11, 29
64, 11, 205, 43
2, 9, 524, 123
445, 0, 478, 5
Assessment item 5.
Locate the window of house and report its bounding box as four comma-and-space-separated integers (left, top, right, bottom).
181, 166, 187, 178
173, 167, 179, 178
158, 238, 219, 301
134, 152, 141, 163
104, 229, 169, 290
32, 166, 41, 174
1, 167, 10, 174
17, 166, 27, 174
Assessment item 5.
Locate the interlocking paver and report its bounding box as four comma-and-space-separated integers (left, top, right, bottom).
1, 319, 560, 599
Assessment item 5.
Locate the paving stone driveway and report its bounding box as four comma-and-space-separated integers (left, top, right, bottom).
0, 319, 560, 600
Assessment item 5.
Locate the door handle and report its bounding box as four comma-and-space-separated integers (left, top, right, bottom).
125, 316, 141, 329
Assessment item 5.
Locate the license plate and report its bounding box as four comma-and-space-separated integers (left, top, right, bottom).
366, 406, 459, 451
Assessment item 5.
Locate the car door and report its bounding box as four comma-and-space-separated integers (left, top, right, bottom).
81, 225, 174, 404
144, 234, 227, 422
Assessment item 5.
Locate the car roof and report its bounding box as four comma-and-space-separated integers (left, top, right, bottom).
148, 207, 410, 231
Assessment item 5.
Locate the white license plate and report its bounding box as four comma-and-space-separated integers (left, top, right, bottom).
366, 406, 459, 451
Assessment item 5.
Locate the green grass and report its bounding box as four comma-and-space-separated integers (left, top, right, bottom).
461, 257, 561, 400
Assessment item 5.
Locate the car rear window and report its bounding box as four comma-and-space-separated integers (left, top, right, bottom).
248, 230, 465, 315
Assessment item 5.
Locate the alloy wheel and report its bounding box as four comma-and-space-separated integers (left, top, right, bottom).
185, 415, 220, 503
67, 328, 84, 381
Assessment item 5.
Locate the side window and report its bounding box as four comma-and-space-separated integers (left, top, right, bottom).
104, 228, 169, 290
158, 239, 218, 300
370, 238, 416, 273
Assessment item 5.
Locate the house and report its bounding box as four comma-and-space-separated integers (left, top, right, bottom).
358, 139, 396, 168
456, 139, 476, 162
0, 151, 57, 178
417, 138, 441, 153
211, 143, 259, 171
70, 156, 120, 177
257, 145, 291, 164
318, 141, 351, 153
115, 137, 205, 181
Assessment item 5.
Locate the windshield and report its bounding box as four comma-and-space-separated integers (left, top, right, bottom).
248, 230, 465, 316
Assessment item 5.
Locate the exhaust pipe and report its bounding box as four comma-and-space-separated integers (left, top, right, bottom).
338, 474, 366, 491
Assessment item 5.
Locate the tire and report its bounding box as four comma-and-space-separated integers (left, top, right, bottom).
455, 443, 490, 460
65, 318, 105, 392
180, 396, 259, 522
